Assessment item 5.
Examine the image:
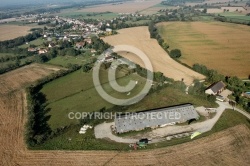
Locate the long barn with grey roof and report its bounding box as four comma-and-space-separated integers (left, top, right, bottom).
115, 104, 199, 133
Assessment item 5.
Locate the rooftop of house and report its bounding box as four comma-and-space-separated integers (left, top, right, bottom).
75, 42, 85, 46
206, 81, 226, 93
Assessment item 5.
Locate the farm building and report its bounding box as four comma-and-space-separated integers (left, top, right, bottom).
115, 104, 199, 133
111, 58, 136, 69
205, 81, 226, 95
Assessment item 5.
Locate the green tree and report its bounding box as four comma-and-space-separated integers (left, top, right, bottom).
170, 49, 182, 58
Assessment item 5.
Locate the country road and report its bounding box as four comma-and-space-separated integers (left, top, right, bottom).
94, 101, 250, 143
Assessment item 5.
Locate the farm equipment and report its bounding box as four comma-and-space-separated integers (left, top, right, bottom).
129, 138, 151, 150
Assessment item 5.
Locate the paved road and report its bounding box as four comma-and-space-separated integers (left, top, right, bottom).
94, 101, 250, 143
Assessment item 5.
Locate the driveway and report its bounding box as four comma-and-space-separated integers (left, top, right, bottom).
95, 122, 138, 143
94, 101, 250, 143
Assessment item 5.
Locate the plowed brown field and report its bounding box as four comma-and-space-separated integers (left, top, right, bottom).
0, 64, 250, 165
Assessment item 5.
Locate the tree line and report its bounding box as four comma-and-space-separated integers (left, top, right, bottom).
0, 31, 41, 49
25, 67, 82, 147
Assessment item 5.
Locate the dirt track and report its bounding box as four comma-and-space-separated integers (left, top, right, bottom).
0, 64, 250, 165
102, 27, 205, 85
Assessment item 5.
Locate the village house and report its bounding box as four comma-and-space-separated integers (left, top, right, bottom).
48, 43, 56, 48
28, 47, 37, 52
205, 81, 226, 95
84, 38, 92, 44
75, 42, 86, 49
38, 48, 48, 55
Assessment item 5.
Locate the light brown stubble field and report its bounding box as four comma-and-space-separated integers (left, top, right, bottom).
157, 21, 250, 78
75, 0, 162, 13
0, 25, 31, 41
102, 26, 205, 85
0, 64, 250, 165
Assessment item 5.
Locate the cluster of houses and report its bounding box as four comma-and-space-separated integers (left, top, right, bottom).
27, 37, 94, 55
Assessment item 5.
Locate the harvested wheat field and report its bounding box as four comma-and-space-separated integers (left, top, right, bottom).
0, 64, 250, 165
0, 25, 31, 41
76, 0, 162, 13
0, 63, 61, 95
157, 21, 250, 78
102, 26, 205, 85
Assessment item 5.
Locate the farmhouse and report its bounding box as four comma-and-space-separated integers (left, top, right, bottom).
28, 48, 37, 52
48, 43, 56, 48
84, 38, 92, 44
115, 104, 199, 133
205, 81, 226, 95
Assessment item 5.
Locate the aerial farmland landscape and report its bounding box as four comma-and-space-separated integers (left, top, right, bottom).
0, 0, 250, 165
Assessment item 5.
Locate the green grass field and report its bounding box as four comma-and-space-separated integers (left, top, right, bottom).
41, 69, 148, 129
46, 55, 94, 67
18, 38, 44, 48
126, 87, 218, 113
219, 12, 250, 23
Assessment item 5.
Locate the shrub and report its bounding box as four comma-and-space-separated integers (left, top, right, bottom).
170, 49, 182, 58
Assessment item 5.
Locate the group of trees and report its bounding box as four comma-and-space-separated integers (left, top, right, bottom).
188, 80, 216, 103
193, 63, 224, 83
149, 21, 182, 59
25, 88, 51, 146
